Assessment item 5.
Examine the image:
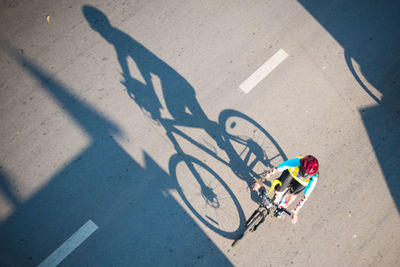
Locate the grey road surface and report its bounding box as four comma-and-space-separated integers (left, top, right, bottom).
0, 0, 399, 266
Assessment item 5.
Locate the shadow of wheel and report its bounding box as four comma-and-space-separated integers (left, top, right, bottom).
218, 109, 287, 181
169, 154, 245, 238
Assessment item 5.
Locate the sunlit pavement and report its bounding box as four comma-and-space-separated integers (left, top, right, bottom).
0, 1, 399, 266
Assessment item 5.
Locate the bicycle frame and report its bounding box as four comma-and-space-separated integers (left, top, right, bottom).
259, 186, 291, 215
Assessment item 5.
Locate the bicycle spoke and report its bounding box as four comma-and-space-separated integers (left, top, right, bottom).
268, 153, 281, 161
229, 135, 249, 146
174, 154, 243, 235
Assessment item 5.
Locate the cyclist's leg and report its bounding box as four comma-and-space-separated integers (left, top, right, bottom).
280, 181, 305, 209
290, 181, 305, 195
274, 170, 292, 204
275, 170, 292, 190
275, 180, 305, 218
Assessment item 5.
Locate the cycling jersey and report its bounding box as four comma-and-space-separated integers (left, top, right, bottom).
277, 157, 318, 198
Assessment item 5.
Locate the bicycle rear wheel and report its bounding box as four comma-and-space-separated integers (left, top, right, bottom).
170, 154, 245, 237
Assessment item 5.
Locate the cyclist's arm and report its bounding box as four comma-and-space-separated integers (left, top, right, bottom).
276, 158, 301, 172
259, 167, 278, 182
292, 174, 318, 215
259, 158, 300, 183
253, 166, 278, 190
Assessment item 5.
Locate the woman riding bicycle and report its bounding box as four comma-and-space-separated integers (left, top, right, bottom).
252, 155, 319, 224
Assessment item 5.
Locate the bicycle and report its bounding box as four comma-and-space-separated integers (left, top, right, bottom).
231, 179, 290, 247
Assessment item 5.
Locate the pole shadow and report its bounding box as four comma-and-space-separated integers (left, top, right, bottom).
298, 0, 400, 210
0, 47, 233, 266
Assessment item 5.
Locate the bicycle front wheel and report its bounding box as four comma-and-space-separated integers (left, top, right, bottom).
231, 211, 264, 247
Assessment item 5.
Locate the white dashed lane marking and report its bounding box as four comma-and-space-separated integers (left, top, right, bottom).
38, 220, 98, 267
239, 49, 289, 93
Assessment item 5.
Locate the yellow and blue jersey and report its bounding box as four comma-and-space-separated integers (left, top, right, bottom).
277, 157, 318, 197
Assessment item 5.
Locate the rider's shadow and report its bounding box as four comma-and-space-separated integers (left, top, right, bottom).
83, 6, 223, 148
83, 6, 288, 237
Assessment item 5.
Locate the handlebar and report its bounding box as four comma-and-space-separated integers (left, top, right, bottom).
257, 187, 291, 216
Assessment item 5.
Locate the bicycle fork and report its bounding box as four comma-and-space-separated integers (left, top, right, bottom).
245, 206, 269, 231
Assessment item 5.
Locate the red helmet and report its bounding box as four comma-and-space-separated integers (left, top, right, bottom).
300, 155, 319, 175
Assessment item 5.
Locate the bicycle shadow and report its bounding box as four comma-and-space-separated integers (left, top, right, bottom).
83, 6, 288, 238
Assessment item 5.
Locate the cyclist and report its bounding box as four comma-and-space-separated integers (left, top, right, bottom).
252, 155, 319, 224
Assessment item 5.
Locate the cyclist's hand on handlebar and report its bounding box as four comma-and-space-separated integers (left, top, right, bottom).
290, 212, 298, 224
253, 167, 278, 191
252, 179, 263, 191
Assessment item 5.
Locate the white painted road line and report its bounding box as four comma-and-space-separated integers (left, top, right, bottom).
38, 220, 98, 267
239, 49, 289, 93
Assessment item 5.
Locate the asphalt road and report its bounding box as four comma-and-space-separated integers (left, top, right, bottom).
0, 0, 399, 266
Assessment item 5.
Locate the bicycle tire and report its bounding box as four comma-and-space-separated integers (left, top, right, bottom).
231, 211, 264, 247
169, 154, 245, 237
